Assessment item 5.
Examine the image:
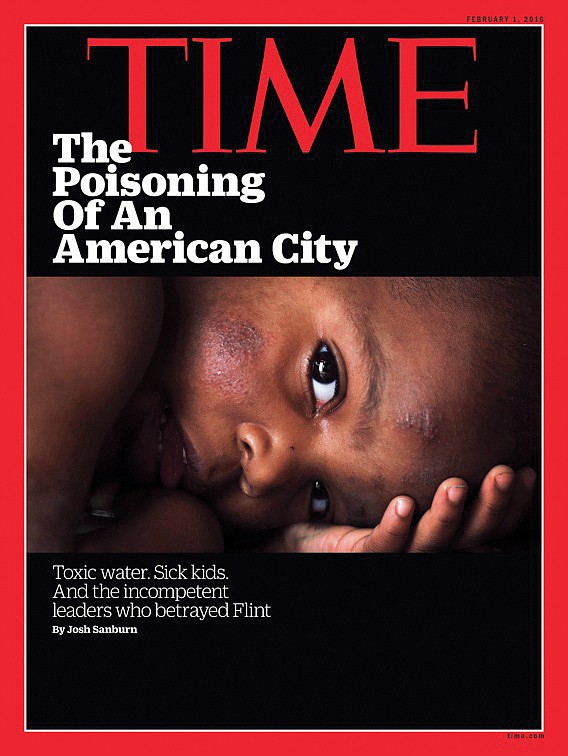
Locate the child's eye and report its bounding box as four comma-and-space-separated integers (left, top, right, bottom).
310, 480, 330, 518
310, 343, 339, 408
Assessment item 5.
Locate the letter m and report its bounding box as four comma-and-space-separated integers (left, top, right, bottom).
239, 38, 382, 154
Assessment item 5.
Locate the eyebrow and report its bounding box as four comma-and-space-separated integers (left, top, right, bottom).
344, 306, 386, 448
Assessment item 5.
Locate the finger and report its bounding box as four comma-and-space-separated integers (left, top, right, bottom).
406, 478, 468, 553
285, 497, 414, 553
281, 522, 372, 553
451, 465, 516, 549
362, 496, 415, 553
491, 467, 537, 540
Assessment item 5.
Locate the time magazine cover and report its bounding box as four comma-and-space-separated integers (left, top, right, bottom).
3, 0, 565, 753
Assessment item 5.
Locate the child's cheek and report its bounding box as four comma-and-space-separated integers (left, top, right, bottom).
193, 317, 265, 398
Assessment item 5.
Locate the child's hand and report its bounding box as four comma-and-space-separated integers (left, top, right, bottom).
77, 487, 224, 553
270, 465, 537, 553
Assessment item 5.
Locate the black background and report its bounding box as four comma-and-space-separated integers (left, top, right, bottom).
26, 26, 541, 730
28, 552, 541, 730
27, 26, 541, 276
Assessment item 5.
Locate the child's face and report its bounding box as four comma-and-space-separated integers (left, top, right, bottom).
158, 277, 515, 529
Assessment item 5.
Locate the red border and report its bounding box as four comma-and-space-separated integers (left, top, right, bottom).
4, 2, 565, 754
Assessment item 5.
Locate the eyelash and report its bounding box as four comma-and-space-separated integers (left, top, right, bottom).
309, 341, 341, 412
310, 480, 331, 520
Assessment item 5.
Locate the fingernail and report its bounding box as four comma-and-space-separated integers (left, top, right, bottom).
395, 498, 413, 518
525, 468, 537, 485
495, 472, 514, 491
447, 485, 467, 505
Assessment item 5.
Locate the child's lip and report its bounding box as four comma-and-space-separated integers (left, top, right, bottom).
160, 413, 205, 490
168, 415, 241, 493
180, 433, 209, 488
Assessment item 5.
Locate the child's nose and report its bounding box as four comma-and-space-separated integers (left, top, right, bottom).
236, 422, 299, 497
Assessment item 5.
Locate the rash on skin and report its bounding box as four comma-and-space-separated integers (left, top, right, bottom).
197, 318, 265, 394
396, 407, 440, 443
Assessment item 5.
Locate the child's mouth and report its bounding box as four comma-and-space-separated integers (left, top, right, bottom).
159, 411, 195, 489
159, 408, 245, 494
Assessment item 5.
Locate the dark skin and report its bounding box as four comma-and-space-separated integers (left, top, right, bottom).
27, 277, 537, 552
